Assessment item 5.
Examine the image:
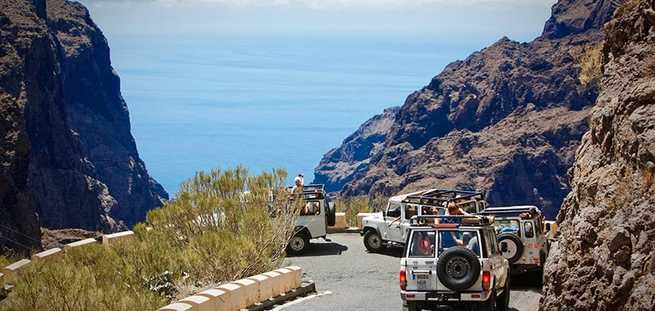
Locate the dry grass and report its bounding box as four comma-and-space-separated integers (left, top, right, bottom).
0, 167, 297, 311
578, 44, 604, 86
334, 195, 388, 226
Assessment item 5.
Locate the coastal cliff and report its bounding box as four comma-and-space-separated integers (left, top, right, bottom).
0, 0, 167, 252
314, 0, 619, 218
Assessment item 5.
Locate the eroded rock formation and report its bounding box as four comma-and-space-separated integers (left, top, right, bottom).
0, 0, 167, 252
314, 0, 619, 219
542, 1, 655, 309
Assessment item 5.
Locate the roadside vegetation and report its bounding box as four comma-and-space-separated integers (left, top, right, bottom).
0, 167, 297, 311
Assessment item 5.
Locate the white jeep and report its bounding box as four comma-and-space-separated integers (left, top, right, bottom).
361, 189, 487, 252
478, 206, 550, 276
400, 215, 510, 311
286, 184, 336, 254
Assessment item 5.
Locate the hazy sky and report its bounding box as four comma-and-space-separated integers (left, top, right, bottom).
80, 0, 557, 42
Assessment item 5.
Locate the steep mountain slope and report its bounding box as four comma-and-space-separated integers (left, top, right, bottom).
542, 0, 655, 309
315, 0, 618, 218
0, 0, 167, 252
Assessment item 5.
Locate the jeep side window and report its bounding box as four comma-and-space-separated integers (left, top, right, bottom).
300, 201, 321, 216
524, 221, 535, 238
405, 205, 418, 220
386, 202, 401, 218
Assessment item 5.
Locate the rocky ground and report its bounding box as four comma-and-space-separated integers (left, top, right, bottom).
314, 0, 620, 219
541, 1, 655, 310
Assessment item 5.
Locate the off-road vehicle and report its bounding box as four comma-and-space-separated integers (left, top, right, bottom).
286, 184, 336, 254
361, 189, 487, 252
400, 215, 510, 311
478, 206, 549, 275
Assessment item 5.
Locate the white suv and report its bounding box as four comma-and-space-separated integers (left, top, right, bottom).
361, 189, 487, 252
286, 184, 336, 254
400, 215, 510, 311
478, 206, 550, 276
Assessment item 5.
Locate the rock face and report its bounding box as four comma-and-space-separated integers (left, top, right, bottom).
0, 0, 167, 252
315, 0, 618, 218
542, 1, 655, 310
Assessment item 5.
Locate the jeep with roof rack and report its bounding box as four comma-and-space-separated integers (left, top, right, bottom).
361, 189, 487, 252
477, 206, 549, 276
286, 184, 336, 254
400, 215, 510, 311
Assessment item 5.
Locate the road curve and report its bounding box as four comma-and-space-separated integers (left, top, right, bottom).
283, 233, 542, 311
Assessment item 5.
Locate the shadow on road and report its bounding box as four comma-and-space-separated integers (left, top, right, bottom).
288, 242, 349, 257
510, 271, 543, 293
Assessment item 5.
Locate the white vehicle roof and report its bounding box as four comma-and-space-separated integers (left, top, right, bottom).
389, 188, 439, 203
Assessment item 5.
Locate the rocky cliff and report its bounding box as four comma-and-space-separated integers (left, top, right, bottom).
542, 0, 655, 309
315, 0, 619, 218
0, 0, 167, 252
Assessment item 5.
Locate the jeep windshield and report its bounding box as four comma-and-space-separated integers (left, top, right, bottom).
494, 219, 520, 235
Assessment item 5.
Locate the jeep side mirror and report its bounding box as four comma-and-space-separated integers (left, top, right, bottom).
501, 242, 508, 252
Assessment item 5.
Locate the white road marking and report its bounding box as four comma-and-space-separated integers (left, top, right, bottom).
273, 291, 333, 310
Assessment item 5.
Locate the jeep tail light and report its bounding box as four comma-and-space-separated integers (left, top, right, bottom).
482, 271, 491, 290
400, 270, 407, 290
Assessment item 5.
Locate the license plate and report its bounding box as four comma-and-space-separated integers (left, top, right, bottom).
417, 274, 429, 280
417, 279, 428, 290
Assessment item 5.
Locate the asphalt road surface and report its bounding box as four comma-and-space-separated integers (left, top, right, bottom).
282, 233, 542, 311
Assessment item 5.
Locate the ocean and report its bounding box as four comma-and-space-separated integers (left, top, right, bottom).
108, 34, 492, 195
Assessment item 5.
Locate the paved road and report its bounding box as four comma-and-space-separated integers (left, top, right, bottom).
283, 233, 542, 311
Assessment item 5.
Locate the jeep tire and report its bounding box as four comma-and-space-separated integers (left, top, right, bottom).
363, 230, 384, 252
402, 302, 420, 311
326, 202, 336, 227
436, 247, 481, 291
287, 233, 309, 255
498, 233, 523, 263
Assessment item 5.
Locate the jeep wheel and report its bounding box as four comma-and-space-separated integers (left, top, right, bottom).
496, 277, 510, 311
363, 230, 384, 252
326, 201, 336, 227
402, 302, 420, 311
287, 234, 309, 255
436, 247, 481, 291
498, 233, 523, 263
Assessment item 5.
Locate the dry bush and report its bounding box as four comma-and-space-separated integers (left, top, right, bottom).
334, 195, 388, 226
579, 44, 604, 85
0, 167, 297, 310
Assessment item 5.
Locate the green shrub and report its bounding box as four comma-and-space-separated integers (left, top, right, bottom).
0, 167, 297, 311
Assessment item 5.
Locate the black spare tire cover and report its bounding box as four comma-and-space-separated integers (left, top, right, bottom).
436, 247, 481, 291
498, 233, 523, 263
326, 201, 336, 227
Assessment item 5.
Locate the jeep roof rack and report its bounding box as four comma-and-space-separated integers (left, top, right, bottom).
409, 215, 494, 227
478, 206, 542, 218
287, 184, 326, 200
401, 189, 485, 206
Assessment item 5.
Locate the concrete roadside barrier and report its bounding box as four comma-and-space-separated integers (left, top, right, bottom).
0, 272, 5, 289
274, 268, 294, 293
32, 248, 63, 262
233, 278, 257, 307
285, 266, 303, 288
158, 302, 193, 311
2, 259, 31, 284
248, 274, 273, 302
196, 288, 226, 311
64, 238, 98, 251
179, 295, 213, 311
216, 283, 243, 311
102, 231, 135, 246
262, 271, 284, 296
356, 213, 375, 229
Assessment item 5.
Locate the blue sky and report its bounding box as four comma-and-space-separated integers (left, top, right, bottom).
80, 0, 556, 42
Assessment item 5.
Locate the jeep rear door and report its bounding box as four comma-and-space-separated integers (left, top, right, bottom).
405, 229, 438, 292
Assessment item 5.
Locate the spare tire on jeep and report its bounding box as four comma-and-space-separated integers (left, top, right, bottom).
326, 201, 336, 227
498, 233, 523, 263
436, 247, 481, 291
